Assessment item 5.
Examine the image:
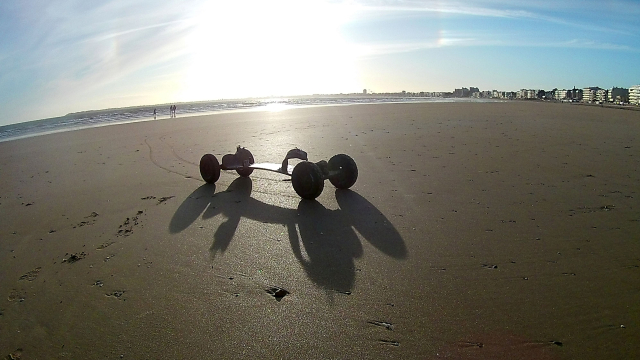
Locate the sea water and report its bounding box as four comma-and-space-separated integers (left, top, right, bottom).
0, 96, 498, 142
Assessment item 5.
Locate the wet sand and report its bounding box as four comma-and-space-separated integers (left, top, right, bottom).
1, 101, 639, 359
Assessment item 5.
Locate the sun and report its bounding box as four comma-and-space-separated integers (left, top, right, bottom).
180, 0, 360, 101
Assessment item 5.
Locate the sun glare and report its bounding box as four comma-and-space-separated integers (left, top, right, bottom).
181, 0, 360, 101
264, 102, 292, 112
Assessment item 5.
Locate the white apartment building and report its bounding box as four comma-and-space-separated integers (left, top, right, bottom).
596, 89, 608, 103
630, 85, 640, 105
555, 89, 569, 101
518, 89, 537, 99
582, 87, 600, 103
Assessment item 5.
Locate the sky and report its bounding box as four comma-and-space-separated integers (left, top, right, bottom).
1, 0, 640, 125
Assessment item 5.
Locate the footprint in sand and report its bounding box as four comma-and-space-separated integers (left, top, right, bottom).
7, 289, 26, 302
96, 241, 115, 250
117, 211, 144, 237
106, 290, 126, 300
73, 211, 100, 228
141, 195, 174, 205
157, 196, 174, 204
265, 286, 289, 301
18, 267, 41, 281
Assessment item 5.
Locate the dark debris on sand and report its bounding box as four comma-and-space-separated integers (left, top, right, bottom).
62, 252, 86, 263
5, 348, 23, 360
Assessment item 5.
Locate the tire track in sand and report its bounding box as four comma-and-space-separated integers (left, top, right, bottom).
144, 137, 201, 181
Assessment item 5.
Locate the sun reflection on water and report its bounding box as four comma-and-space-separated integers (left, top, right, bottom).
263, 99, 293, 112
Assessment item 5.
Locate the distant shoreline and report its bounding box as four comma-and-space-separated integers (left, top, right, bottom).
3, 97, 637, 143
0, 97, 500, 143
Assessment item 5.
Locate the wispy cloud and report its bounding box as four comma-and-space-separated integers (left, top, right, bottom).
339, 0, 640, 57
347, 0, 639, 35
354, 38, 477, 57
556, 39, 637, 52
352, 35, 638, 58
346, 0, 535, 19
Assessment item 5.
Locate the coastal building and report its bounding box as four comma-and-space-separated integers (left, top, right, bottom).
454, 88, 470, 97
489, 90, 515, 99
538, 90, 551, 100
518, 89, 537, 99
630, 85, 640, 105
608, 87, 629, 103
582, 87, 600, 103
555, 89, 569, 101
596, 89, 608, 103
571, 88, 582, 101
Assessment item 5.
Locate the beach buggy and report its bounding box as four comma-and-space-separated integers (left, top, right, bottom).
199, 146, 358, 199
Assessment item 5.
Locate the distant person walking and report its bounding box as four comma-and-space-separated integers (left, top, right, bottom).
153, 108, 156, 119
169, 105, 175, 118
173, 104, 177, 117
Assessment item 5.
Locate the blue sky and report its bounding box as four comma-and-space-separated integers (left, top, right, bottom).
1, 0, 639, 125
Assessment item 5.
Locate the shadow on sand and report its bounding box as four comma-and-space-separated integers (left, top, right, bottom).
169, 178, 407, 292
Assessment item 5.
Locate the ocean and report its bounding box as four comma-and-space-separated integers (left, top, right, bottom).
0, 96, 498, 142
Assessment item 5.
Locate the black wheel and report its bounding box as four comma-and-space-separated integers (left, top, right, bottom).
200, 154, 220, 183
328, 154, 357, 189
235, 148, 254, 177
292, 161, 324, 199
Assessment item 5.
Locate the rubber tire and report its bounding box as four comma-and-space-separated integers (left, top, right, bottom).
200, 154, 221, 183
236, 149, 254, 177
328, 154, 358, 189
292, 161, 324, 200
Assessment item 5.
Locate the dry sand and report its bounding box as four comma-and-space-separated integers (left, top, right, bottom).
1, 101, 639, 359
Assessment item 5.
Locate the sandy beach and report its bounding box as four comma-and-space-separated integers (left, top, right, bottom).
1, 101, 639, 359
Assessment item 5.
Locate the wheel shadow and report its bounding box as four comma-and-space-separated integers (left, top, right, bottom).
169, 178, 407, 292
